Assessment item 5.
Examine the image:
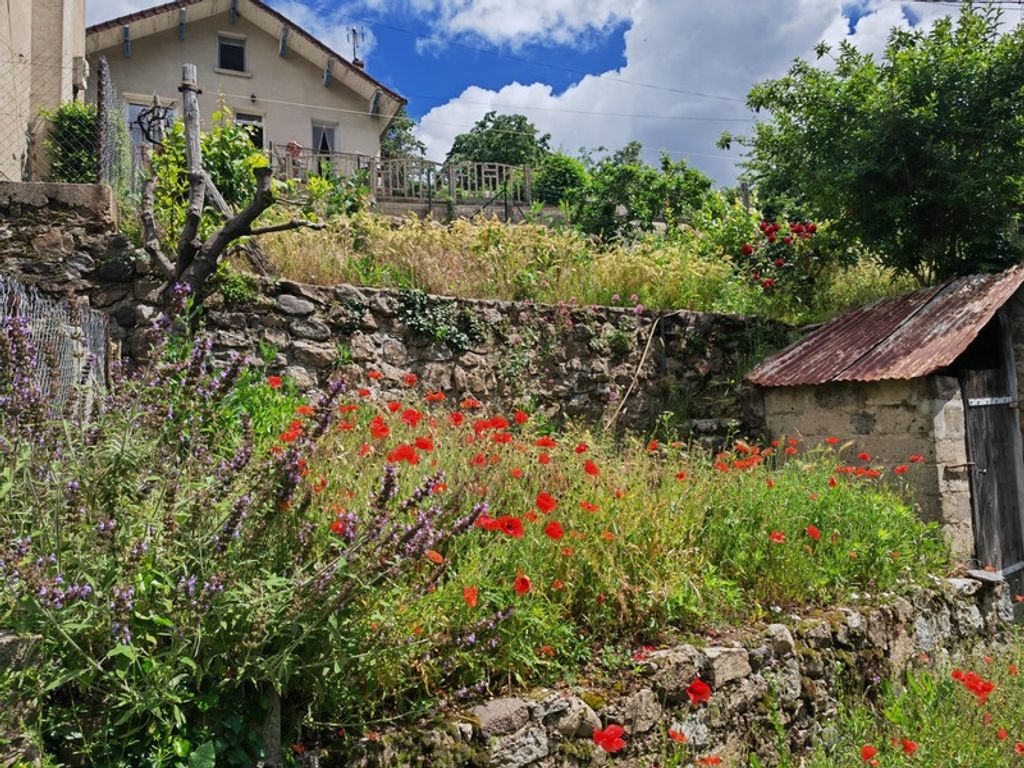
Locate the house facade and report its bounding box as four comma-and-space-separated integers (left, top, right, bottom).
1, 0, 88, 181
85, 0, 404, 164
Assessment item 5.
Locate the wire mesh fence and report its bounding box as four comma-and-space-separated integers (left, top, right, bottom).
0, 274, 110, 413
0, 41, 137, 195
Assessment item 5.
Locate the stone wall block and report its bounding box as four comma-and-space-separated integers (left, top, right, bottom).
471, 698, 529, 738
704, 647, 752, 688
290, 340, 336, 368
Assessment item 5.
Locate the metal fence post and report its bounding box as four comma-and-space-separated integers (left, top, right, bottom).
96, 59, 109, 184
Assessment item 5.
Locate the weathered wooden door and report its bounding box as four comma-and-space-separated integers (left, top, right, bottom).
960, 313, 1024, 576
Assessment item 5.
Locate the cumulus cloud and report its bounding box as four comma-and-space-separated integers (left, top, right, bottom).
414, 0, 964, 183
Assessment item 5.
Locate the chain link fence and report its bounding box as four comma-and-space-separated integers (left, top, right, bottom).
0, 274, 110, 412
0, 40, 137, 195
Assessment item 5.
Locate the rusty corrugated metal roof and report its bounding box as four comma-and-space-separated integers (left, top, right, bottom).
747, 264, 1024, 388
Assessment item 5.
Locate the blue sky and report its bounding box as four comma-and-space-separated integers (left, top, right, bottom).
88, 0, 969, 184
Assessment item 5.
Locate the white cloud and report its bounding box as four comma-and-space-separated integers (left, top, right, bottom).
414, 0, 965, 183
86, 0, 153, 25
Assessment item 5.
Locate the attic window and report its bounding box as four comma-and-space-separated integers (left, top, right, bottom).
218, 36, 246, 72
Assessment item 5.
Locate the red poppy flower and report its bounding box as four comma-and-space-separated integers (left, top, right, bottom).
825, 436, 839, 445
425, 549, 443, 564
368, 370, 383, 380
998, 728, 1009, 741
513, 573, 531, 596
580, 501, 599, 512
584, 459, 600, 477
766, 478, 775, 489
387, 444, 420, 465
357, 388, 371, 397
551, 579, 565, 590
857, 452, 871, 462
601, 530, 615, 541
415, 436, 434, 451
499, 516, 525, 539
296, 404, 315, 416
770, 530, 786, 544
696, 758, 722, 766
449, 412, 465, 427
1016, 743, 1024, 754
535, 436, 557, 448
901, 739, 918, 756
714, 461, 730, 472
514, 409, 529, 425
575, 442, 588, 454
784, 446, 797, 456
536, 492, 558, 513
461, 397, 482, 409
338, 404, 358, 414
475, 515, 500, 532
426, 391, 446, 402
312, 476, 328, 494
463, 586, 478, 608
647, 440, 659, 452
561, 546, 574, 557
524, 511, 538, 523
386, 401, 401, 414
893, 464, 908, 475
544, 521, 565, 540
909, 453, 925, 463
370, 417, 390, 439
592, 724, 626, 753
402, 408, 424, 427
267, 375, 283, 389
806, 525, 821, 541
469, 452, 487, 467
358, 443, 372, 457
686, 678, 712, 705
538, 453, 551, 465
403, 372, 418, 386
510, 467, 524, 478
860, 745, 878, 762
668, 728, 688, 744
330, 518, 347, 536
1010, 664, 1019, 675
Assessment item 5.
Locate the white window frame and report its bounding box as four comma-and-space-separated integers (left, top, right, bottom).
216, 32, 247, 75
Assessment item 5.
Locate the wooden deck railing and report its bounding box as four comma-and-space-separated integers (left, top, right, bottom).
271, 146, 532, 205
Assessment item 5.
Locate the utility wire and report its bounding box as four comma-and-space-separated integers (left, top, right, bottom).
339, 14, 746, 103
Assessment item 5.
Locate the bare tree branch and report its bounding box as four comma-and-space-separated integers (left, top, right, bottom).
140, 174, 175, 279
247, 219, 326, 236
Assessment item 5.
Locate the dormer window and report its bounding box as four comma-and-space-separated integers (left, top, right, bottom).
218, 35, 246, 72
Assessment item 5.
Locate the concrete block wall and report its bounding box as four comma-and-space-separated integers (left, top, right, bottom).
763, 376, 973, 558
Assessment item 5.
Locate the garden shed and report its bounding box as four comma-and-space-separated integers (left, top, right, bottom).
748, 264, 1024, 578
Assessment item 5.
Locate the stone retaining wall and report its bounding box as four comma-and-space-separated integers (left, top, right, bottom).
346, 577, 1015, 767
0, 181, 791, 434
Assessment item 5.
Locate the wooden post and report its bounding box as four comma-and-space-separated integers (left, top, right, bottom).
447, 164, 456, 201
179, 64, 202, 173
368, 156, 378, 197
740, 182, 751, 211
523, 165, 532, 206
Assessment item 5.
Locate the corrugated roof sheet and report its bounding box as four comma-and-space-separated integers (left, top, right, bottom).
747, 264, 1024, 388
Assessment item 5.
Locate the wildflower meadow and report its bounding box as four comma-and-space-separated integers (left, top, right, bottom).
0, 310, 951, 765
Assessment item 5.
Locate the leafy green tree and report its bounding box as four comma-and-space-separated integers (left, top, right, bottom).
568, 143, 714, 238
723, 3, 1024, 283
445, 111, 551, 166
534, 152, 589, 205
380, 105, 427, 159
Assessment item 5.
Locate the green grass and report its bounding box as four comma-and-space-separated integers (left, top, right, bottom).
787, 640, 1024, 767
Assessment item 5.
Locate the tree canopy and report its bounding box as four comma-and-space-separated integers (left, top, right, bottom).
723, 3, 1024, 283
445, 111, 551, 166
380, 105, 427, 160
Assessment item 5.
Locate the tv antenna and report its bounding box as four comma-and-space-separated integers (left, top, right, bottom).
348, 27, 364, 65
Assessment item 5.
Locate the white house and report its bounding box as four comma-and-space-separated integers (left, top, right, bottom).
85, 0, 405, 167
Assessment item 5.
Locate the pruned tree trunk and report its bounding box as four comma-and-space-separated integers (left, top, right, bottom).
140, 64, 321, 307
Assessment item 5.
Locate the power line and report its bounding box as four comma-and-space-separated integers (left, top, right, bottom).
339, 14, 746, 104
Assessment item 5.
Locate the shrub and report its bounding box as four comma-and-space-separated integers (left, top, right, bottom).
43, 102, 98, 183
534, 152, 589, 205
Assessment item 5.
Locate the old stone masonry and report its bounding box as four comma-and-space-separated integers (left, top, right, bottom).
348, 579, 1014, 767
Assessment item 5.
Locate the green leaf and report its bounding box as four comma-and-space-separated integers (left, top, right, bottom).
188, 741, 216, 768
